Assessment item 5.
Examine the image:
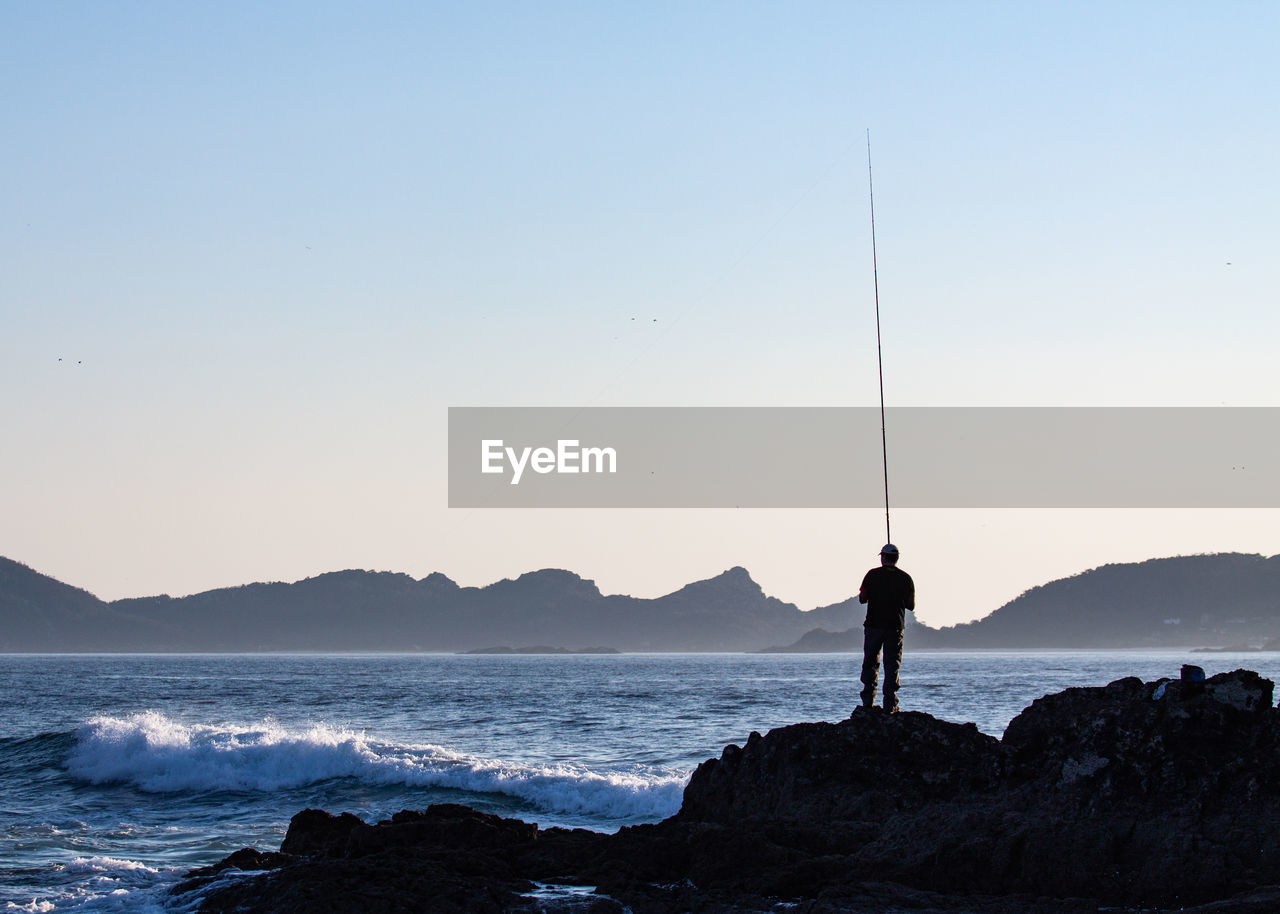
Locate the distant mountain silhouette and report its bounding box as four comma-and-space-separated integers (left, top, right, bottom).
768, 553, 1280, 651
0, 557, 855, 653
921, 553, 1280, 649
3, 553, 1277, 653
0, 557, 154, 651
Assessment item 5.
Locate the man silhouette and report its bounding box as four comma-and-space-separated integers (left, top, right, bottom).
858, 543, 915, 713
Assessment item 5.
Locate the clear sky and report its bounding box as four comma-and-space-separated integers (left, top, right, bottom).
3, 2, 1277, 627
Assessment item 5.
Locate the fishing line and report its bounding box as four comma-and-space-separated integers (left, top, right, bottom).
866, 130, 891, 544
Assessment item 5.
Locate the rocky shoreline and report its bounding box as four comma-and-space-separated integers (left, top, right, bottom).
175, 669, 1280, 913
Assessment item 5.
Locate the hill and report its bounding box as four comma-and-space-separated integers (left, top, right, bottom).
0, 557, 855, 653
768, 553, 1280, 651
925, 552, 1280, 649
3, 553, 1278, 652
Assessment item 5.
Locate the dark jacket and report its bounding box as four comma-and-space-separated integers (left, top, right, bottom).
859, 565, 916, 631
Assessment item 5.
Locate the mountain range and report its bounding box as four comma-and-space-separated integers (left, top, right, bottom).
1, 553, 1277, 652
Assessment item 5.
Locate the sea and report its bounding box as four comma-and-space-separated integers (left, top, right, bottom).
3, 650, 1279, 912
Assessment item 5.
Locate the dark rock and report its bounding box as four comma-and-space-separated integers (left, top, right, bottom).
179, 669, 1280, 913
278, 808, 364, 856
186, 846, 296, 877
991, 669, 1280, 904
170, 847, 297, 898
679, 709, 1001, 825
189, 805, 543, 913
194, 854, 528, 914
281, 804, 539, 860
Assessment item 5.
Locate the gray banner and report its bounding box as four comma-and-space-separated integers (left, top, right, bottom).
447, 407, 1279, 508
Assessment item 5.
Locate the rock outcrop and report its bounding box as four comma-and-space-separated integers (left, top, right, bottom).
178, 669, 1280, 913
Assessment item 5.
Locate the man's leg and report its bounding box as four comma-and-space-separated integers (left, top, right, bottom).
882, 628, 905, 712
860, 628, 885, 708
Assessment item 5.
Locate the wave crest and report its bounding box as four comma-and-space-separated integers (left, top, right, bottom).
66, 712, 686, 820
63, 855, 160, 875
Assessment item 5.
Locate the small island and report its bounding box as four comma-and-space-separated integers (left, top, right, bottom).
1192, 638, 1280, 653
460, 645, 621, 655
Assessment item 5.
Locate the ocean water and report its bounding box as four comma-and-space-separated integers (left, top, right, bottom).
3, 650, 1278, 911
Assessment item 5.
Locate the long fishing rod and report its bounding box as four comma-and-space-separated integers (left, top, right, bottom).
866, 130, 891, 545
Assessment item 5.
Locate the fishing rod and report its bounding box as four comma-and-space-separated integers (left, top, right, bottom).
866, 130, 891, 545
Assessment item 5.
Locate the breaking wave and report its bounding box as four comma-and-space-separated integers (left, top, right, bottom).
65, 712, 686, 821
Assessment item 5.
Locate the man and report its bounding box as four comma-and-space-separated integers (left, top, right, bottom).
857, 543, 915, 713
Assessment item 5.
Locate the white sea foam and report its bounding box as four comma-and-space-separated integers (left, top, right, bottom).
3, 873, 172, 914
62, 857, 160, 876
66, 712, 686, 820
